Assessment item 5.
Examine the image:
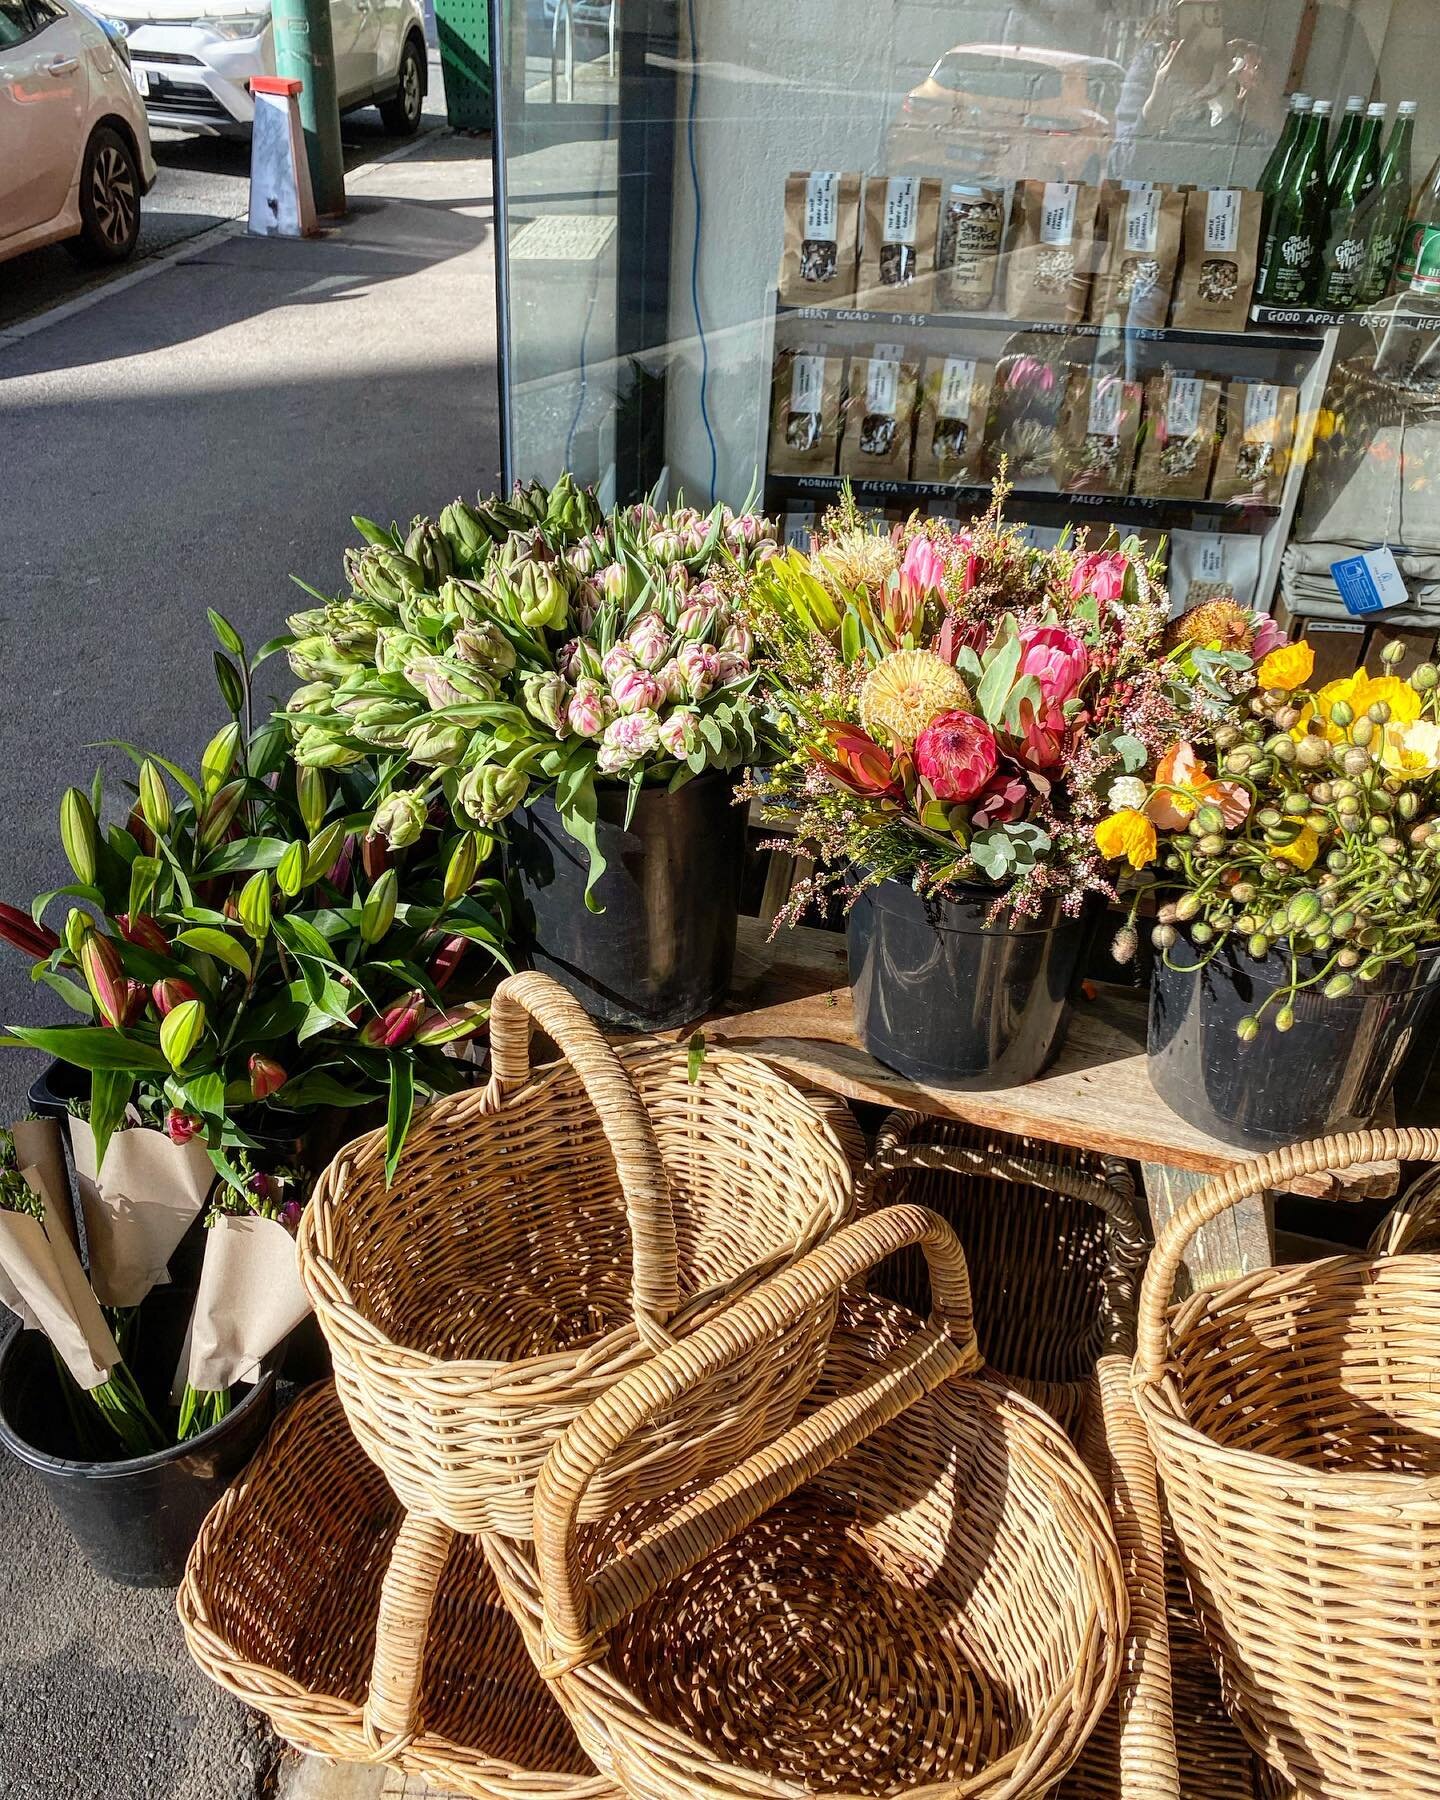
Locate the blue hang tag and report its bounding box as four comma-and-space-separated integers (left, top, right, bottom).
1330, 545, 1408, 616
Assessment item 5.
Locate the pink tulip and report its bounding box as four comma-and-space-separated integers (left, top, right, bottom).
658, 707, 701, 757
611, 666, 664, 715
914, 712, 998, 803
1019, 625, 1089, 707
567, 678, 612, 739
601, 642, 634, 683
713, 651, 750, 686
678, 642, 719, 702
627, 612, 671, 669
597, 710, 662, 775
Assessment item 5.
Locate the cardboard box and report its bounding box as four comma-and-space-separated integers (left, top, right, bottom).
1301, 618, 1366, 685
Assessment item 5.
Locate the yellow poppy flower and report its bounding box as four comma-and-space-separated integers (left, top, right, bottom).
1270, 824, 1320, 871
1256, 641, 1314, 691
1296, 670, 1423, 742
1096, 809, 1158, 869
1380, 718, 1440, 781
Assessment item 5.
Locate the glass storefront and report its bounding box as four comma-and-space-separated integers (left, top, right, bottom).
491, 0, 1440, 661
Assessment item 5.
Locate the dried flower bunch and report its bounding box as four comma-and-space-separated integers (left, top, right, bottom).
742, 486, 1240, 921
1102, 630, 1440, 1034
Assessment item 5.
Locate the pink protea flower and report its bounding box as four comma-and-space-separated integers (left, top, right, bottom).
1018, 702, 1067, 771
678, 642, 719, 701
914, 711, 998, 803
627, 612, 671, 669
1019, 625, 1089, 706
597, 709, 662, 774
971, 760, 1030, 827
901, 535, 946, 597
658, 707, 701, 757
1069, 550, 1130, 605
612, 666, 664, 714
567, 678, 612, 739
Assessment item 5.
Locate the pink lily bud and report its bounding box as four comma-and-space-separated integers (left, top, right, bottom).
0, 902, 61, 961
118, 913, 170, 957
413, 1000, 489, 1046
361, 832, 391, 881
80, 933, 129, 1030
359, 989, 426, 1048
152, 977, 200, 1017
248, 1054, 288, 1100
429, 935, 468, 991
166, 1109, 202, 1146
121, 981, 148, 1027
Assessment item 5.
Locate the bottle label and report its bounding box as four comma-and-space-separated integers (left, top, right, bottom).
938, 356, 977, 416
1399, 221, 1440, 293
1261, 216, 1319, 303
1167, 377, 1204, 439
883, 178, 920, 247
790, 354, 825, 415
1204, 189, 1242, 253
804, 174, 840, 243
866, 346, 905, 416
1124, 186, 1161, 254
1040, 182, 1079, 246
1323, 223, 1368, 308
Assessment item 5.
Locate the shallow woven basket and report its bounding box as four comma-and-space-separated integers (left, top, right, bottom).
298, 972, 853, 1538
1133, 1126, 1440, 1800
177, 1383, 618, 1796
863, 1113, 1147, 1440
486, 1204, 1127, 1800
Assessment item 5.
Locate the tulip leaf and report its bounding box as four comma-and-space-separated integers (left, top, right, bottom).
555, 761, 607, 913
176, 928, 252, 979
0, 1026, 169, 1073
352, 514, 397, 549
687, 1031, 707, 1085
385, 1056, 414, 1187
88, 1067, 133, 1174
207, 609, 245, 659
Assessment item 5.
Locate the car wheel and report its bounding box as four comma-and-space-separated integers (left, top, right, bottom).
378, 36, 424, 135
65, 126, 142, 265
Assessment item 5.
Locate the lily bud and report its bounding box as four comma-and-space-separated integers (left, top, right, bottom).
201, 722, 243, 795
80, 933, 129, 1029
360, 868, 399, 944
200, 780, 246, 849
413, 1000, 489, 1045
443, 835, 479, 903
63, 908, 92, 960
359, 988, 426, 1047
0, 902, 62, 962
118, 913, 169, 957
248, 1054, 288, 1100
152, 976, 199, 1016
60, 788, 98, 887
138, 761, 171, 838
296, 765, 327, 836
429, 934, 467, 991
160, 998, 207, 1070
361, 832, 391, 881
166, 1109, 202, 1146
304, 821, 349, 886
275, 841, 306, 899
237, 871, 273, 941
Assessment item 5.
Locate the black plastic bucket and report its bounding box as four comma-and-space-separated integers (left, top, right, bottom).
0, 1311, 276, 1588
1149, 935, 1440, 1150
508, 771, 747, 1031
847, 878, 1098, 1089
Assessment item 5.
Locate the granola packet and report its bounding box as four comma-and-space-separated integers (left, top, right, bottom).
1169, 529, 1263, 615
911, 353, 994, 484
1056, 368, 1143, 496
1133, 373, 1223, 499
1004, 180, 1099, 324
840, 343, 919, 480
780, 172, 862, 307
1210, 380, 1299, 506
768, 347, 845, 476
858, 176, 941, 313
1170, 187, 1263, 333
1088, 182, 1184, 330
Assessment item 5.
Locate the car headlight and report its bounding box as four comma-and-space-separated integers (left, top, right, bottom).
200, 13, 267, 36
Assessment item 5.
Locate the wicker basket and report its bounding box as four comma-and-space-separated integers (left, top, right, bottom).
863, 1113, 1147, 1439
1133, 1126, 1440, 1799
298, 972, 853, 1539
485, 1204, 1127, 1800
178, 1383, 618, 1796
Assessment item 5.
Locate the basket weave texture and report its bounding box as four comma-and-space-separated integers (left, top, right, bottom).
177, 1383, 617, 1799
488, 1204, 1127, 1800
298, 972, 853, 1538
1133, 1126, 1440, 1800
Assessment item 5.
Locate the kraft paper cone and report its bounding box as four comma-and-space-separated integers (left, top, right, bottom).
10, 1117, 76, 1252
175, 1215, 310, 1398
0, 1170, 121, 1389
71, 1120, 213, 1309
0, 1264, 41, 1330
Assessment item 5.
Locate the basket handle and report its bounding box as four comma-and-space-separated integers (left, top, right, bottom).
532, 1203, 981, 1676
486, 971, 680, 1332
1134, 1127, 1440, 1386
361, 1511, 455, 1758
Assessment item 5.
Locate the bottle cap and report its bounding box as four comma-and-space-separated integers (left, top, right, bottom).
1399, 101, 1419, 115
1293, 93, 1313, 109
1345, 95, 1365, 111
1368, 102, 1388, 117
1313, 99, 1334, 115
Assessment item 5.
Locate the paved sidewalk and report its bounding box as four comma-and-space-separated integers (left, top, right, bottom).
0, 133, 498, 1800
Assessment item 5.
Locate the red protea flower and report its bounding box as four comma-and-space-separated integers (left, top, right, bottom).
813, 723, 902, 798
914, 711, 998, 804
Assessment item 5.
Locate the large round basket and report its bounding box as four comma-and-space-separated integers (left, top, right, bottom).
1133, 1126, 1440, 1799
488, 1205, 1127, 1800
177, 1383, 618, 1797
298, 972, 853, 1539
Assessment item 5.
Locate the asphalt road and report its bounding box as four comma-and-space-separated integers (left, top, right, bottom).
0, 55, 451, 332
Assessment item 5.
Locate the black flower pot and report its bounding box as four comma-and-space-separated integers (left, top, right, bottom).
0, 1288, 275, 1588
26, 1057, 88, 1140
848, 878, 1098, 1090
1149, 934, 1440, 1150
508, 771, 747, 1031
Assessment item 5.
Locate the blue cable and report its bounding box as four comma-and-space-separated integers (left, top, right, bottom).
566, 88, 612, 472
685, 0, 718, 504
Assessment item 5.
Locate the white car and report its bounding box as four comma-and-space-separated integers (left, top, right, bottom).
0, 0, 155, 265
106, 0, 427, 138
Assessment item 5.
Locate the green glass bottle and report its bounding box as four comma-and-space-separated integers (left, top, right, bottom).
1261, 92, 1312, 205
1362, 100, 1418, 303
1326, 94, 1367, 198
1321, 102, 1386, 310
1257, 100, 1331, 305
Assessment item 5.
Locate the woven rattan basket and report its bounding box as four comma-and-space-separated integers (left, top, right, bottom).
485, 1204, 1127, 1800
178, 1383, 618, 1796
1133, 1126, 1440, 1799
298, 972, 853, 1538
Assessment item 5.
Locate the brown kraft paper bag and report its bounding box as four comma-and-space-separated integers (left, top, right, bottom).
858, 176, 941, 313
1005, 181, 1099, 325
71, 1118, 214, 1309
912, 354, 994, 484
1133, 374, 1223, 500
1056, 369, 1143, 496
839, 344, 920, 481
1170, 187, 1263, 333
768, 347, 845, 477
0, 1169, 121, 1388
172, 1214, 311, 1399
1210, 380, 1299, 506
1088, 182, 1184, 330
779, 172, 862, 307
10, 1117, 74, 1251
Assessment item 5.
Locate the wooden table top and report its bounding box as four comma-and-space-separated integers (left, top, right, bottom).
671, 918, 1401, 1204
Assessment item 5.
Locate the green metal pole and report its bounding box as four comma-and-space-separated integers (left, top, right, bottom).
271, 0, 346, 218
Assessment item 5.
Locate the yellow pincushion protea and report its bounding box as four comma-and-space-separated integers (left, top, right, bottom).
812, 530, 901, 594
859, 650, 972, 749
1165, 598, 1255, 655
